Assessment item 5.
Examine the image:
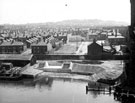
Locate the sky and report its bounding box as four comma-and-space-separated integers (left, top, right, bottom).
0, 0, 131, 24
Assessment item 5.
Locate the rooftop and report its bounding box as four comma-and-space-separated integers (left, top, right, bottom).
88, 33, 98, 35
0, 54, 33, 61
31, 41, 47, 46
26, 37, 38, 43
108, 35, 125, 39
0, 41, 24, 46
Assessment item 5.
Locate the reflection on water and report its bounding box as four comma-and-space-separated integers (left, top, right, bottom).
0, 78, 119, 103
113, 86, 135, 103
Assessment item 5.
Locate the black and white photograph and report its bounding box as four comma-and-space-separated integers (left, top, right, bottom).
0, 0, 134, 103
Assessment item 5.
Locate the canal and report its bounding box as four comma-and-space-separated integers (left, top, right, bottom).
0, 77, 119, 103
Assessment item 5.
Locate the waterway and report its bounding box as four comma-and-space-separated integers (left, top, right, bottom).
0, 77, 119, 103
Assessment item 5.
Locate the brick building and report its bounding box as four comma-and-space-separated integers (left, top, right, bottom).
0, 41, 26, 54
87, 40, 103, 55
31, 42, 52, 54
108, 35, 126, 45
87, 33, 98, 41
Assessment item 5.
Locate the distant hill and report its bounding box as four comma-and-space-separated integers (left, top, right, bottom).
51, 19, 128, 27
1, 19, 129, 27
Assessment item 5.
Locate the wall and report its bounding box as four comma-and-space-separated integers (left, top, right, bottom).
34, 54, 129, 60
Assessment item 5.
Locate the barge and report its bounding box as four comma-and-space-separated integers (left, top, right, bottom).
86, 81, 113, 93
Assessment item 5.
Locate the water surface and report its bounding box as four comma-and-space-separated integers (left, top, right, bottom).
0, 78, 119, 103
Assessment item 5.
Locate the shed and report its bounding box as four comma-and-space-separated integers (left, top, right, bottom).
0, 54, 36, 67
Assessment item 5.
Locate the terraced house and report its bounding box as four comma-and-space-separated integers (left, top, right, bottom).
0, 41, 26, 54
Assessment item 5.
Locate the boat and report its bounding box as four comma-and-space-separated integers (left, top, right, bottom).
86, 81, 112, 92
86, 85, 107, 91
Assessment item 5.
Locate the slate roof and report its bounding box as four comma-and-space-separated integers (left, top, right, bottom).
0, 54, 33, 61
0, 41, 24, 46
31, 41, 47, 46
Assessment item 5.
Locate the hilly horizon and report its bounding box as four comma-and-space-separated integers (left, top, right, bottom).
50, 19, 129, 26
2, 19, 129, 27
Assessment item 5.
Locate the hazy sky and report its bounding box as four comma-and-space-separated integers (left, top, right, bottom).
0, 0, 130, 24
